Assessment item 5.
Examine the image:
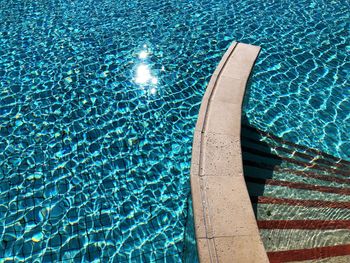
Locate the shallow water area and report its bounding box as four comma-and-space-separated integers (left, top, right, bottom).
0, 0, 349, 261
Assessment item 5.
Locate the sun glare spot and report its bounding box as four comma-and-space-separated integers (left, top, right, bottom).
151, 77, 158, 85
135, 64, 151, 84
150, 87, 157, 94
139, 50, 148, 59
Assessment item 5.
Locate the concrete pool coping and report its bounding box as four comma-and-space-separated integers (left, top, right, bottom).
190, 42, 269, 262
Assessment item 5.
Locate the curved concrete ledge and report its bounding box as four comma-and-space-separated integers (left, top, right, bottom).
190, 42, 268, 262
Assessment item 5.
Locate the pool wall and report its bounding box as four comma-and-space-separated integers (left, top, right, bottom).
190, 42, 268, 262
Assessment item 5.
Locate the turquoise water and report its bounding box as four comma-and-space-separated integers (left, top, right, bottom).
243, 0, 349, 160
0, 0, 349, 261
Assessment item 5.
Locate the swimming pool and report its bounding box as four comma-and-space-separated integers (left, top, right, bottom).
0, 0, 348, 261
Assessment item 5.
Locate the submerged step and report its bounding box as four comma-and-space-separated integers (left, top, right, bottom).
242, 123, 350, 261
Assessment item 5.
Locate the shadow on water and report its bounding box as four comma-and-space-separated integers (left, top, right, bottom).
241, 114, 283, 216
181, 119, 282, 260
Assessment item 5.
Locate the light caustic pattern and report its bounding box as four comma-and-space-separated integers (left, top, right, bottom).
0, 0, 349, 261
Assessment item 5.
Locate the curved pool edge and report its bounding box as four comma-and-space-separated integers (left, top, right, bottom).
190, 42, 268, 262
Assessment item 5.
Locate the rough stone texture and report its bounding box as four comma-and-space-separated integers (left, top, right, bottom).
190, 42, 269, 262
200, 133, 242, 177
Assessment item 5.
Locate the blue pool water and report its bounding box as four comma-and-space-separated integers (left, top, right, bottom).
0, 0, 349, 261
